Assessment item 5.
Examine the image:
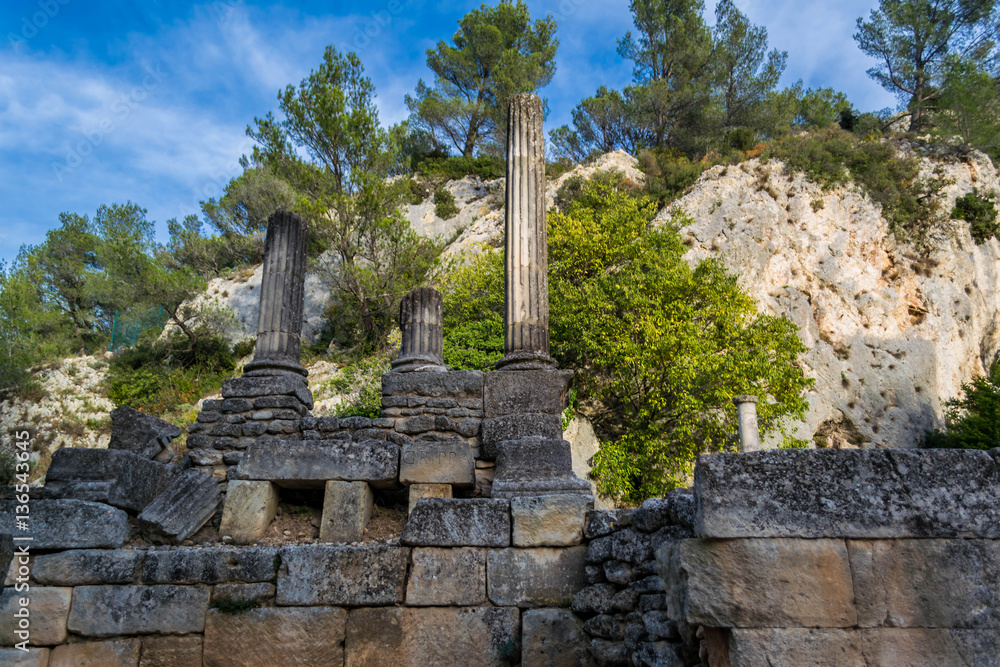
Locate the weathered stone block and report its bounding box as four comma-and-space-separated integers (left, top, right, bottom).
219, 480, 278, 544
49, 639, 140, 667
276, 545, 409, 606
492, 437, 592, 498
211, 582, 275, 603
139, 635, 203, 667
400, 439, 474, 486
406, 547, 486, 606
67, 584, 209, 636
632, 489, 695, 533
610, 527, 652, 564
237, 438, 399, 488
109, 405, 180, 459
696, 449, 1000, 539
42, 447, 129, 502
584, 509, 634, 539
0, 648, 49, 666
203, 607, 346, 667
408, 483, 452, 514
481, 413, 563, 460
522, 608, 595, 666
512, 494, 591, 547
0, 499, 128, 549
189, 449, 224, 466
483, 369, 573, 417
849, 539, 1000, 628
32, 549, 141, 585
588, 639, 629, 666
254, 395, 307, 412
658, 538, 857, 627
344, 606, 519, 667
0, 586, 71, 645
401, 498, 510, 547
221, 375, 313, 410
320, 480, 373, 543
137, 470, 221, 544
487, 547, 588, 608
106, 455, 183, 513
382, 370, 484, 398
141, 546, 278, 584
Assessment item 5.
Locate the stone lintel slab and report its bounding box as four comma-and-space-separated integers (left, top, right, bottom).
400, 439, 474, 487
382, 370, 484, 398
276, 545, 409, 606
400, 498, 511, 547
32, 549, 142, 586
657, 538, 857, 628
344, 606, 520, 667
0, 499, 129, 550
237, 438, 399, 489
695, 449, 1000, 539
487, 547, 588, 608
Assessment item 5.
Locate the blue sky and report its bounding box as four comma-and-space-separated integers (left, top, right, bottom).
0, 0, 894, 265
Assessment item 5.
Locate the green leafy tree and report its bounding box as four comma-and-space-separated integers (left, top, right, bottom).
0, 260, 59, 392
925, 362, 1000, 448
245, 46, 439, 352
854, 0, 1000, 132
440, 248, 505, 370
406, 0, 558, 157
549, 86, 650, 162
165, 214, 263, 277
794, 87, 856, 130
712, 0, 787, 135
936, 56, 1000, 155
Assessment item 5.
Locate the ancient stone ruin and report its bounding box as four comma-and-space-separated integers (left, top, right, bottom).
2, 94, 999, 666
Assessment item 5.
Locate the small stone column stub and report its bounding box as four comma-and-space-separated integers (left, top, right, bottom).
733, 395, 761, 452
392, 287, 447, 373
243, 210, 309, 380
496, 92, 556, 371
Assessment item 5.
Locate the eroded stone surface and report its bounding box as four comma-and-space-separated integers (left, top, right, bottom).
276, 545, 408, 606
0, 499, 128, 549
67, 585, 210, 636
400, 439, 474, 487
401, 498, 510, 547
406, 547, 486, 606
483, 370, 572, 417
219, 480, 278, 544
407, 483, 451, 515
344, 606, 520, 667
49, 639, 140, 667
106, 455, 182, 514
522, 608, 595, 666
320, 480, 373, 543
203, 607, 346, 667
137, 471, 221, 544
658, 538, 857, 628
109, 405, 181, 459
139, 635, 203, 667
695, 449, 1000, 539
487, 547, 588, 608
0, 648, 49, 666
141, 547, 278, 584
32, 549, 141, 586
0, 586, 71, 645
237, 438, 399, 488
511, 494, 591, 547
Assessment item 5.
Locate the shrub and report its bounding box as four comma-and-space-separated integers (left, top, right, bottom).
952, 189, 999, 243
233, 338, 256, 359
639, 150, 707, 205
727, 127, 756, 151
924, 362, 1000, 450
440, 249, 505, 371
416, 155, 505, 181
433, 188, 460, 219
408, 178, 428, 205
328, 357, 391, 418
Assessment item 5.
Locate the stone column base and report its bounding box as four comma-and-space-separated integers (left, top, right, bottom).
491, 437, 592, 498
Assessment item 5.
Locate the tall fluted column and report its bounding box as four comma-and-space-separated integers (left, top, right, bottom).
496, 93, 555, 371
244, 210, 308, 379
392, 287, 447, 373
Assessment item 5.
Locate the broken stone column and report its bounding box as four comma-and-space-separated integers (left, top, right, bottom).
734, 395, 761, 452
497, 93, 555, 371
243, 210, 309, 379
392, 287, 447, 373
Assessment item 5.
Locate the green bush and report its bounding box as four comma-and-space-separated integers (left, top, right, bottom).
232, 338, 256, 359
924, 362, 1000, 450
408, 178, 428, 205
433, 188, 460, 219
952, 189, 999, 243
328, 357, 391, 418
637, 150, 707, 206
440, 250, 505, 371
727, 127, 756, 151
416, 155, 505, 181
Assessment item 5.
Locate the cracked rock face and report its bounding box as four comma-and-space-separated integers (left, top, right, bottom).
663, 151, 1000, 448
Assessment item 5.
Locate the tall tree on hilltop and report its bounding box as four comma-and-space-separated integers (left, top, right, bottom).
854, 0, 1000, 132
406, 0, 558, 157
712, 0, 787, 135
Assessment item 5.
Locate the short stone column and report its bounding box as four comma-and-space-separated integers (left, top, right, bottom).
734, 396, 761, 452
392, 287, 447, 373
243, 210, 308, 379
496, 93, 555, 371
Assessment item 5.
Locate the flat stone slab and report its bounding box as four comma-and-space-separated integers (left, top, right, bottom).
512, 494, 591, 547
483, 369, 573, 417
67, 584, 210, 636
43, 448, 131, 502
106, 454, 183, 514
49, 639, 140, 667
137, 471, 221, 544
0, 586, 71, 645
481, 414, 563, 460
406, 547, 487, 606
382, 370, 484, 398
345, 606, 520, 667
401, 498, 511, 547
203, 607, 345, 667
695, 449, 1000, 538
141, 546, 278, 584
109, 405, 181, 459
487, 547, 588, 608
400, 439, 474, 486
221, 375, 313, 409
139, 635, 204, 667
237, 438, 399, 488
32, 549, 141, 585
276, 545, 409, 606
658, 538, 857, 628
0, 499, 129, 549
